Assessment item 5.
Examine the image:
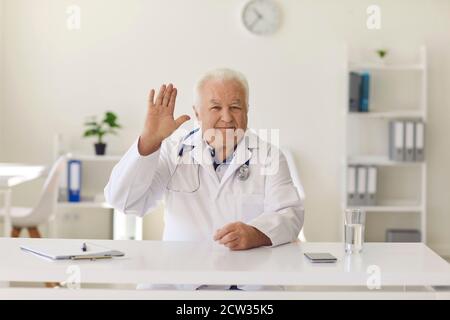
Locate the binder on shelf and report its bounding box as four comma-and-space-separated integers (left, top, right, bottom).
68, 160, 81, 202
360, 72, 370, 112
386, 229, 421, 242
347, 166, 357, 206
356, 166, 367, 205
389, 120, 405, 161
405, 121, 415, 162
414, 121, 425, 161
366, 166, 377, 206
349, 72, 362, 112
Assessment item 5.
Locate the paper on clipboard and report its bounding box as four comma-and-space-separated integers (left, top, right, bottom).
20, 242, 125, 261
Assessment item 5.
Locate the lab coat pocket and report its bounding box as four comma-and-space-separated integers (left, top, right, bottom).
239, 193, 265, 223
166, 163, 200, 193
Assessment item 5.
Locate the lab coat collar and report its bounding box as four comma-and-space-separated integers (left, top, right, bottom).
181, 128, 217, 183
181, 127, 202, 147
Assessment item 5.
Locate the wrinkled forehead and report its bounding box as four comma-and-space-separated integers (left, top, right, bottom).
200, 79, 246, 103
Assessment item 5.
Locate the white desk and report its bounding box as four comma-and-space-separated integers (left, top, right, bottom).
1, 239, 449, 288
0, 164, 47, 237
0, 288, 445, 300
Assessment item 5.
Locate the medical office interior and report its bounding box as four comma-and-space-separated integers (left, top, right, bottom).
0, 0, 449, 298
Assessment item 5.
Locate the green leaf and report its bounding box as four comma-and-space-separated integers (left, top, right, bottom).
83, 111, 121, 141
83, 129, 100, 137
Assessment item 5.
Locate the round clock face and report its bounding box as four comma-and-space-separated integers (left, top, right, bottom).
242, 0, 281, 35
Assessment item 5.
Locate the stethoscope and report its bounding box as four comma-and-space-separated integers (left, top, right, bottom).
166, 129, 251, 193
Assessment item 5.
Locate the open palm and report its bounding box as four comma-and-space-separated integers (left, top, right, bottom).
138, 84, 190, 155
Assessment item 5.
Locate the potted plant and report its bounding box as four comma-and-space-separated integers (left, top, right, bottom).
83, 111, 122, 155
375, 49, 388, 65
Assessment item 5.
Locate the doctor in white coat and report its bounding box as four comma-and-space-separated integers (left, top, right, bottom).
105, 68, 304, 289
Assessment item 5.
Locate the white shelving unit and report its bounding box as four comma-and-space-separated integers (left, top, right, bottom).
56, 152, 120, 208
348, 63, 425, 71
347, 155, 424, 167
65, 154, 122, 162
57, 200, 113, 209
347, 109, 425, 120
53, 135, 142, 241
343, 46, 427, 243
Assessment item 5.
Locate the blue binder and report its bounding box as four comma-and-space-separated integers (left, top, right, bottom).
360, 72, 370, 112
68, 160, 82, 202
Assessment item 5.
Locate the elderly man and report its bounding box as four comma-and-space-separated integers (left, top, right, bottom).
105, 68, 304, 289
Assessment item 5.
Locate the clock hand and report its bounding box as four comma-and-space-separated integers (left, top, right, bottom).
249, 15, 262, 28
253, 8, 263, 19
248, 15, 261, 29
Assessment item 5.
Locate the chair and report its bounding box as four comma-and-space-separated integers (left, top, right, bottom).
280, 147, 307, 242
0, 156, 66, 238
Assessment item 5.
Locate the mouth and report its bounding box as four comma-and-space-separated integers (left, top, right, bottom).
215, 127, 236, 130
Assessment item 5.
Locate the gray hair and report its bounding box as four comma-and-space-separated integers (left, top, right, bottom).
193, 68, 249, 109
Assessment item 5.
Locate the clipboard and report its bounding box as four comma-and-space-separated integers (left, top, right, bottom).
20, 242, 125, 261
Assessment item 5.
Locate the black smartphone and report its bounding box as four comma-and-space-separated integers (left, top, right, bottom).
304, 252, 337, 263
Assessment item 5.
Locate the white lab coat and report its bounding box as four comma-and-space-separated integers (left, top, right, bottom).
104, 128, 305, 290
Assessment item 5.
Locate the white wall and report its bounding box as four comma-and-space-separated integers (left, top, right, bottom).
0, 0, 4, 159
0, 0, 449, 255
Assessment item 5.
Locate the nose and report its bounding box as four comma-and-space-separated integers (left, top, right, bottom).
220, 108, 233, 123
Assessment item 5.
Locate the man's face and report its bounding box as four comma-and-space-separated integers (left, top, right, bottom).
194, 79, 248, 149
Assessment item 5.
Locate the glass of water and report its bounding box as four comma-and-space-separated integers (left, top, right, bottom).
344, 208, 366, 254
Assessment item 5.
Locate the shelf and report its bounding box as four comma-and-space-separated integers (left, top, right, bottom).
347, 155, 425, 167
57, 201, 113, 209
347, 200, 423, 213
347, 205, 422, 213
349, 63, 425, 71
347, 110, 425, 120
66, 153, 122, 162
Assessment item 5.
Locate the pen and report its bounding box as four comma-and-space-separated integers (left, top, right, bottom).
81, 242, 87, 252
71, 256, 112, 261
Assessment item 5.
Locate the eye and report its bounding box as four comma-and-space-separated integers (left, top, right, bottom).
211, 105, 221, 110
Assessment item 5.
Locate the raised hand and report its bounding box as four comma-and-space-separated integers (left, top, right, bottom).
138, 84, 190, 155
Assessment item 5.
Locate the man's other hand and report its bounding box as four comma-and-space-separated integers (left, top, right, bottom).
214, 222, 272, 250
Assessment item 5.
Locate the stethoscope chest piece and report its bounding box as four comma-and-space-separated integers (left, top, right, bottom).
237, 164, 250, 181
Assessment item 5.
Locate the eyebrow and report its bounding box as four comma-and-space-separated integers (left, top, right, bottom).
209, 99, 242, 106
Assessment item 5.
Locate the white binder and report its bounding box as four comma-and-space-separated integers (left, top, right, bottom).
347, 166, 357, 206
405, 121, 415, 162
389, 121, 405, 161
367, 166, 377, 206
357, 166, 367, 205
414, 121, 425, 161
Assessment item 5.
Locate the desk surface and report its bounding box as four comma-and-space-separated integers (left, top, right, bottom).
1, 288, 447, 300
0, 163, 46, 188
1, 238, 449, 286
